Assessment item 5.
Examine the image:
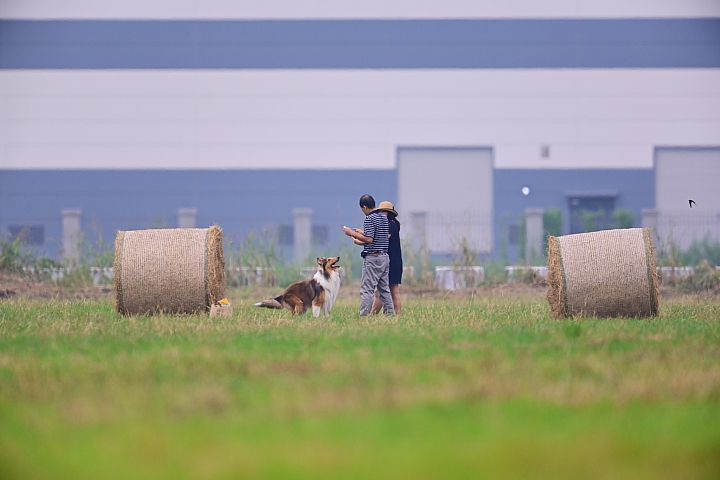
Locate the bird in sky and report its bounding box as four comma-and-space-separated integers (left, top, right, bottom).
689, 199, 696, 208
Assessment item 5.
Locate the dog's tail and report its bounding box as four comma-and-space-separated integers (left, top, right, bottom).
254, 296, 283, 309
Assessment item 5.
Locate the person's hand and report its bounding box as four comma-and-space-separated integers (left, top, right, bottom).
342, 226, 353, 237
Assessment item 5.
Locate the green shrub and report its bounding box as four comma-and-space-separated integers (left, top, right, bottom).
78, 228, 115, 268
482, 260, 507, 285
0, 233, 59, 276
542, 207, 562, 257
582, 208, 604, 233
543, 208, 563, 237
225, 229, 281, 287
394, 237, 429, 287
518, 215, 526, 263
676, 236, 720, 267
676, 260, 720, 293
53, 227, 115, 286
453, 236, 478, 268
275, 263, 298, 288
0, 235, 34, 273
612, 209, 635, 229
325, 239, 359, 283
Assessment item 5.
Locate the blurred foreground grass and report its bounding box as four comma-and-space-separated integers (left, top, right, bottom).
0, 296, 719, 479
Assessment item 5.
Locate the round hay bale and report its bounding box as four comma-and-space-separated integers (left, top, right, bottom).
546, 227, 659, 318
114, 226, 225, 315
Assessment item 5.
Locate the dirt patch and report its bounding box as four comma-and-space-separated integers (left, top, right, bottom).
0, 272, 114, 301
658, 285, 720, 301
2, 271, 718, 303
399, 282, 548, 298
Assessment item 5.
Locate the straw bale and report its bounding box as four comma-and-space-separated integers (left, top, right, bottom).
546, 228, 659, 318
114, 226, 225, 315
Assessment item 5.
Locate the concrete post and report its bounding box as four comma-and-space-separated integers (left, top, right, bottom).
641, 208, 658, 230
62, 209, 81, 267
524, 208, 544, 263
177, 208, 198, 228
293, 208, 313, 263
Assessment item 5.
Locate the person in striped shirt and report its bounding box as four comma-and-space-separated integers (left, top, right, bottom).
342, 194, 395, 315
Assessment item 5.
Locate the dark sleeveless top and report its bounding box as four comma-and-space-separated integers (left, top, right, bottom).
387, 220, 403, 285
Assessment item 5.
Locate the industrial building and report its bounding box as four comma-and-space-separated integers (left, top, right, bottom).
1, 1, 719, 263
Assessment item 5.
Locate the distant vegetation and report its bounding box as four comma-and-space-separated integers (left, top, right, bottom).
2, 226, 720, 291
612, 208, 636, 229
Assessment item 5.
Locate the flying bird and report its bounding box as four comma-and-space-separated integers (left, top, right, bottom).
689, 199, 696, 208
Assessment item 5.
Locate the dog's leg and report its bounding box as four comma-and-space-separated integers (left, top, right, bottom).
282, 295, 302, 315
311, 288, 326, 318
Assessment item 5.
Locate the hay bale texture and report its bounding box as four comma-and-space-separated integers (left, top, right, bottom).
114, 226, 225, 315
546, 228, 659, 318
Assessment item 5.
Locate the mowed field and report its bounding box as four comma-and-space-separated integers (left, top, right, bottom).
1, 287, 719, 480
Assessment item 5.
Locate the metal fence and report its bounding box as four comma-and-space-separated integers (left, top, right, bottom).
405, 211, 494, 254
654, 213, 720, 252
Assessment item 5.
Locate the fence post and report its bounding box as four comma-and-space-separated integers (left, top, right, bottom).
61, 209, 81, 267
293, 208, 313, 263
524, 208, 544, 263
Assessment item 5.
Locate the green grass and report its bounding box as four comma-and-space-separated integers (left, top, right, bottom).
0, 295, 719, 479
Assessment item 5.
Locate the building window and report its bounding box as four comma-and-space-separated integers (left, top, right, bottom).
8, 225, 45, 246
540, 144, 550, 158
278, 225, 293, 245
312, 225, 328, 245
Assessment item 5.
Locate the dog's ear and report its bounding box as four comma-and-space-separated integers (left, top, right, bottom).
317, 257, 323, 265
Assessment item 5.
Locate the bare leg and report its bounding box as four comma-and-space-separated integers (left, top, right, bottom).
390, 283, 402, 315
374, 284, 401, 314
371, 288, 382, 314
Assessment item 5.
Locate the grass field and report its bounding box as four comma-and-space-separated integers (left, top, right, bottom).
1, 292, 719, 479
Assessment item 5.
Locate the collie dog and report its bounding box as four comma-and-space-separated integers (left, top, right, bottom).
254, 257, 341, 317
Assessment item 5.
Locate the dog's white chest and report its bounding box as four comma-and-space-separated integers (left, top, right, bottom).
313, 271, 341, 315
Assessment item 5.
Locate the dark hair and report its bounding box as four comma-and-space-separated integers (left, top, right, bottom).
387, 211, 400, 229
359, 194, 375, 209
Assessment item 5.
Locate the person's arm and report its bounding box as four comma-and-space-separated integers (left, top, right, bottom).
343, 226, 373, 244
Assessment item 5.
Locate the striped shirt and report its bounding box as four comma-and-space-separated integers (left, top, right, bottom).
362, 210, 390, 256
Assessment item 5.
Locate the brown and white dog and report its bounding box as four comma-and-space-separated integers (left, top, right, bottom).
254, 257, 341, 317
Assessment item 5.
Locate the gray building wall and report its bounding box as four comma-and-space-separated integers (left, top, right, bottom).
397, 147, 493, 253
493, 168, 655, 262
2, 167, 659, 264
0, 169, 397, 260
654, 147, 720, 249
